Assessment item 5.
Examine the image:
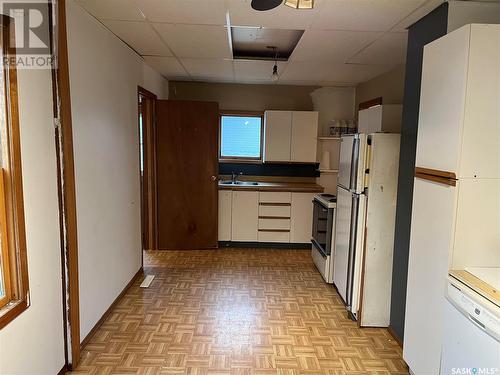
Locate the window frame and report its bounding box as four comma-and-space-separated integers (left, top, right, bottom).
218, 111, 264, 164
0, 15, 30, 330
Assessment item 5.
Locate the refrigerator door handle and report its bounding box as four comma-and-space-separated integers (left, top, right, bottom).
345, 193, 359, 308
350, 136, 360, 191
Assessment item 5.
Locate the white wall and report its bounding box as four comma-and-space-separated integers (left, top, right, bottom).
0, 26, 66, 375
448, 0, 500, 32
66, 0, 168, 340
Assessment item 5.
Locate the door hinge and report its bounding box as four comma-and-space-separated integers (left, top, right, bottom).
54, 118, 61, 129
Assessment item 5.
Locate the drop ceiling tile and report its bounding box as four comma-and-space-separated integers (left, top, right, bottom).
228, 0, 319, 29
322, 63, 395, 84
279, 61, 331, 82
349, 32, 408, 65
137, 0, 227, 25
290, 30, 381, 63
153, 24, 231, 59
75, 0, 145, 21
234, 60, 288, 81
101, 20, 172, 56
143, 56, 188, 78
181, 58, 234, 81
392, 0, 445, 31
312, 0, 427, 32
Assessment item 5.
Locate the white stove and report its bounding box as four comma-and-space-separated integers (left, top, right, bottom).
314, 193, 337, 208
311, 193, 337, 283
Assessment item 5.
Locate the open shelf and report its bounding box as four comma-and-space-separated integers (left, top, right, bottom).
318, 137, 341, 141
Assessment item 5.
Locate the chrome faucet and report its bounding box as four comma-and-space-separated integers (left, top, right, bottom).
231, 171, 243, 183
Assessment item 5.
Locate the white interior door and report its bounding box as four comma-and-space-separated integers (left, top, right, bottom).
333, 186, 353, 302
338, 135, 354, 190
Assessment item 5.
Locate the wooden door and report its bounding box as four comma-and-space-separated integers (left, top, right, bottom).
156, 100, 219, 249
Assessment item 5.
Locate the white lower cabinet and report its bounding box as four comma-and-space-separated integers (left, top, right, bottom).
231, 191, 259, 241
290, 193, 315, 243
218, 191, 232, 241
219, 189, 316, 244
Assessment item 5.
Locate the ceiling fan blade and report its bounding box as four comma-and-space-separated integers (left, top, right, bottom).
251, 0, 283, 11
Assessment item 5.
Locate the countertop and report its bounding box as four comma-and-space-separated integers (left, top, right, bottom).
218, 181, 324, 193
450, 268, 499, 306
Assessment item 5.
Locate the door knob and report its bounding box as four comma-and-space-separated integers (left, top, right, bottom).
211, 176, 217, 181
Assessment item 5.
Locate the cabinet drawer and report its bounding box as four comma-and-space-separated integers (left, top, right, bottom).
258, 204, 291, 217
258, 231, 290, 243
258, 218, 291, 230
259, 192, 292, 203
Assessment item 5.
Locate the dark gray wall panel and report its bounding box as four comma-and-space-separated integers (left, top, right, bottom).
390, 3, 448, 342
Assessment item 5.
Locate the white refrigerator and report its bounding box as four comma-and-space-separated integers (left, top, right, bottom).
403, 24, 500, 375
334, 132, 400, 327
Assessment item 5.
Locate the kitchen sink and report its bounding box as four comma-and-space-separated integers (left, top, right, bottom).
220, 181, 259, 186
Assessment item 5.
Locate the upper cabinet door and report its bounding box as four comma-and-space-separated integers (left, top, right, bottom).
416, 26, 470, 175
264, 111, 292, 162
291, 111, 318, 163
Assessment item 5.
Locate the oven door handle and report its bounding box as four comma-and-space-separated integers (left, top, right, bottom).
312, 238, 327, 258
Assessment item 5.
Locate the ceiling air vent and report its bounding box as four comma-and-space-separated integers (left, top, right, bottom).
231, 26, 304, 61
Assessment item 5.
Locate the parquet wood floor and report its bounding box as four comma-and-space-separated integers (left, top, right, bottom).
69, 249, 408, 375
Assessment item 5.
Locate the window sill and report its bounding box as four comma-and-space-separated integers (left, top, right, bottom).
0, 297, 29, 330
219, 159, 263, 164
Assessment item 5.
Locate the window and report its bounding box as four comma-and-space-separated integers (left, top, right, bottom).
0, 15, 29, 329
219, 114, 263, 161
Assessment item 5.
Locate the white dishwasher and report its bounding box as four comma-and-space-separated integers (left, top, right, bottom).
441, 277, 500, 374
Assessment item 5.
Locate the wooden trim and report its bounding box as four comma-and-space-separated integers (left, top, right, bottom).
415, 167, 456, 179
80, 268, 144, 349
138, 86, 157, 100
220, 110, 264, 116
259, 202, 291, 207
138, 86, 158, 251
415, 167, 457, 187
258, 229, 290, 233
0, 170, 12, 309
359, 97, 383, 110
387, 326, 403, 348
258, 216, 290, 220
55, 0, 81, 367
0, 14, 30, 329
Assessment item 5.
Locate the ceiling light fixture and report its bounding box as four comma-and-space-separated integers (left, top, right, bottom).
251, 0, 283, 11
284, 0, 314, 9
269, 46, 279, 82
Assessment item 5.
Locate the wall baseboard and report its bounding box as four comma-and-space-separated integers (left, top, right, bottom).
80, 267, 144, 350
388, 325, 403, 348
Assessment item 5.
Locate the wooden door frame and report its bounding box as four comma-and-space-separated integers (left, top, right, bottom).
52, 0, 80, 369
138, 86, 158, 252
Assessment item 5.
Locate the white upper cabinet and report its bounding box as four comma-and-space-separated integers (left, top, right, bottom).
416, 24, 500, 178
358, 105, 402, 134
291, 111, 318, 163
264, 110, 318, 163
264, 111, 292, 162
